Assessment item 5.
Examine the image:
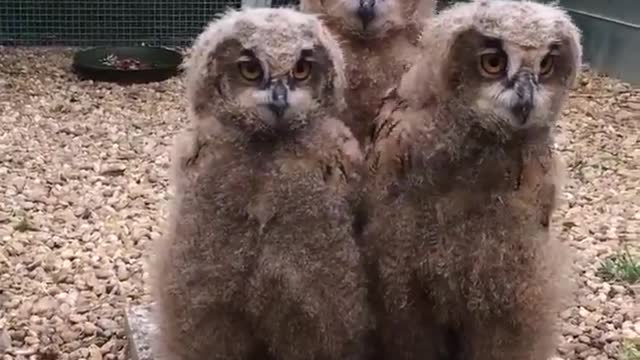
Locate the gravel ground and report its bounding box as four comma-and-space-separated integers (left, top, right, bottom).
0, 48, 638, 360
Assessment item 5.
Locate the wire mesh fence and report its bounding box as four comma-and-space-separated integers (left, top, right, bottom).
0, 0, 299, 47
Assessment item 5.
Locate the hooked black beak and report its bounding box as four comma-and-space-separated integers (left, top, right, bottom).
357, 0, 376, 29
268, 81, 288, 118
511, 71, 536, 125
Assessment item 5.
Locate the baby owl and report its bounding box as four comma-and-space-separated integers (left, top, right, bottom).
363, 1, 582, 359
151, 8, 374, 360
300, 0, 436, 146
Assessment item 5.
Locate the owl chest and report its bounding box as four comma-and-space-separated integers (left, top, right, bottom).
345, 55, 406, 120
347, 53, 405, 87
347, 42, 415, 96
429, 144, 552, 222
245, 169, 350, 243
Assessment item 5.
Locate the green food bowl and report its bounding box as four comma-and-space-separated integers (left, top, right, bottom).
72, 46, 183, 84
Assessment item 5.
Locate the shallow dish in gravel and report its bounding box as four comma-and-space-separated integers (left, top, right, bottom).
72, 46, 183, 84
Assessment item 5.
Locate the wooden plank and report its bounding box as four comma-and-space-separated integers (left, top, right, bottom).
124, 303, 157, 360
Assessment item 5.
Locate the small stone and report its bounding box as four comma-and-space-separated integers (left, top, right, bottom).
68, 313, 84, 324
88, 344, 103, 360
563, 323, 583, 337
60, 248, 75, 260
95, 268, 112, 280
31, 297, 56, 316
147, 172, 159, 183
622, 328, 639, 338
0, 329, 11, 353
83, 322, 98, 335
569, 342, 590, 353
24, 335, 39, 345
60, 329, 79, 342
611, 313, 624, 327
615, 110, 634, 121
578, 335, 591, 344
8, 241, 25, 255
97, 318, 118, 332
100, 339, 115, 354
116, 266, 130, 281
611, 285, 626, 295
131, 228, 150, 243
627, 101, 640, 111
601, 332, 621, 342
25, 185, 49, 203
70, 347, 89, 360
578, 307, 591, 318
100, 163, 126, 176
578, 347, 598, 357
65, 340, 83, 354
560, 308, 574, 320
21, 201, 35, 210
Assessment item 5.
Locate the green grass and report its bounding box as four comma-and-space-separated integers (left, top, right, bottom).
597, 247, 640, 284
622, 339, 640, 360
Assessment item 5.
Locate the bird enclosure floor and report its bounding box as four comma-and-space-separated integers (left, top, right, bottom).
0, 48, 639, 360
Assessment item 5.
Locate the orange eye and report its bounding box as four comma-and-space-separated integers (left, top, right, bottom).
292, 60, 312, 81
479, 52, 507, 77
539, 54, 555, 77
238, 61, 263, 81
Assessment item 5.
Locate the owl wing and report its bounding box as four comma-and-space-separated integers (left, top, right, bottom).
366, 87, 486, 197
169, 127, 202, 192
513, 146, 565, 228
309, 116, 365, 193
366, 88, 424, 182
169, 126, 235, 193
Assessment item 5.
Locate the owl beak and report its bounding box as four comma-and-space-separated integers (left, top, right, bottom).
357, 0, 376, 29
268, 81, 288, 119
511, 71, 536, 125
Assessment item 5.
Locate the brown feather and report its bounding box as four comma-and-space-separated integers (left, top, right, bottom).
152, 8, 374, 360
300, 0, 437, 146
363, 1, 582, 359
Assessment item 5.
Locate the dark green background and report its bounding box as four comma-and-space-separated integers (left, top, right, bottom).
559, 0, 640, 85
0, 0, 637, 85
0, 0, 243, 46
436, 0, 640, 85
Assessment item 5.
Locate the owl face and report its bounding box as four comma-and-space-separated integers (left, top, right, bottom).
402, 1, 582, 131
319, 0, 414, 37
185, 8, 346, 138
214, 38, 338, 135
447, 29, 578, 129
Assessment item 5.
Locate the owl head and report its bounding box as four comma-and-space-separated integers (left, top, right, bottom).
183, 8, 347, 139
301, 0, 435, 38
402, 0, 583, 130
